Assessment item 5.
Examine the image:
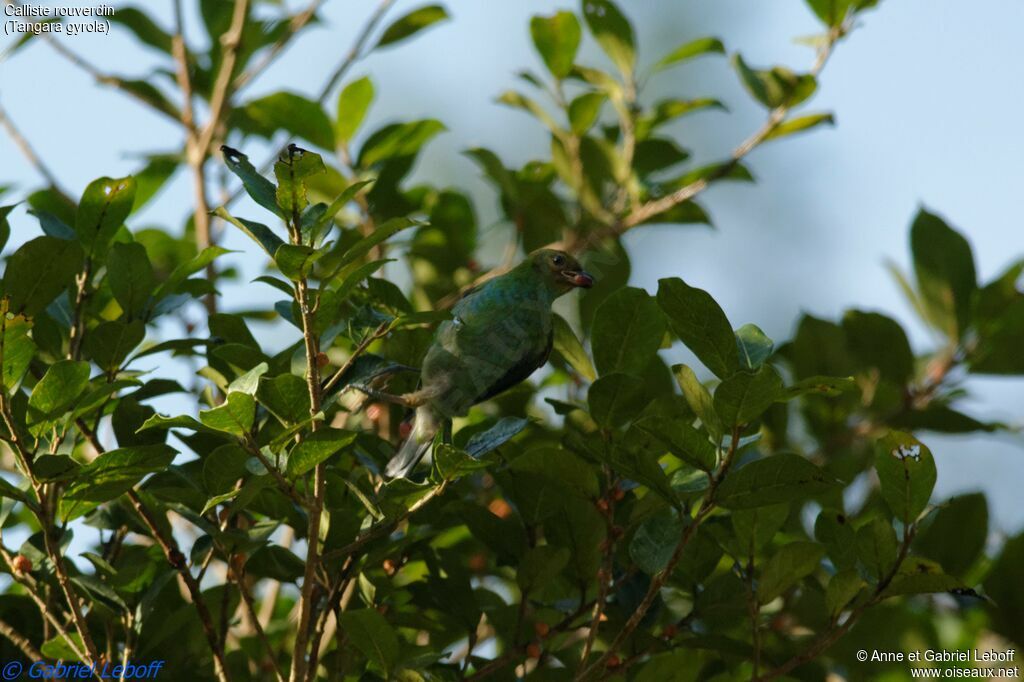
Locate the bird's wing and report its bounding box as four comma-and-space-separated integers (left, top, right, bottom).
473, 327, 553, 404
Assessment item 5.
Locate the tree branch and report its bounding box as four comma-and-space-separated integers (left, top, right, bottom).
316, 0, 396, 104
233, 0, 326, 93
0, 99, 70, 199
576, 24, 846, 250
127, 490, 232, 682
576, 426, 742, 680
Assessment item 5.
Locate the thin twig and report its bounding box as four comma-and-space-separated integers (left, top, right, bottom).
0, 617, 45, 662
233, 0, 326, 92
606, 25, 845, 240
227, 561, 286, 682
752, 526, 917, 682
316, 0, 396, 104
127, 490, 232, 682
0, 99, 69, 197
576, 426, 742, 681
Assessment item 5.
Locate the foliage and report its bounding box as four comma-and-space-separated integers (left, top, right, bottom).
0, 0, 1021, 681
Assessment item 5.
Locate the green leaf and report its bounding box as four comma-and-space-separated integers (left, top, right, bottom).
910, 208, 977, 338
3, 236, 84, 317
713, 365, 783, 427
286, 428, 356, 477
220, 146, 284, 219
256, 374, 311, 425
274, 146, 327, 217
652, 36, 725, 72
358, 119, 446, 167
0, 203, 15, 252
874, 431, 937, 525
312, 179, 375, 238
509, 447, 599, 499
434, 444, 491, 480
636, 99, 727, 139
984, 532, 1024, 646
336, 76, 375, 144
914, 493, 987, 579
110, 6, 173, 54
552, 314, 595, 381
275, 243, 325, 281
213, 206, 284, 257
337, 217, 420, 269
530, 11, 581, 79
246, 545, 306, 582
517, 545, 571, 591
758, 541, 824, 603
636, 416, 716, 471
338, 609, 400, 676
779, 375, 856, 400
735, 323, 774, 370
83, 320, 146, 372
154, 246, 231, 302
732, 54, 817, 109
630, 509, 685, 574
465, 417, 530, 458
592, 287, 665, 377
568, 92, 606, 135
882, 557, 966, 598
588, 372, 648, 428
237, 91, 334, 150
581, 0, 636, 76
657, 278, 739, 378
716, 454, 839, 509
672, 364, 722, 442
544, 497, 605, 581
27, 360, 91, 428
40, 633, 85, 660
765, 112, 835, 140
76, 176, 136, 257
2, 315, 35, 393
856, 516, 898, 581
226, 362, 268, 396
375, 4, 449, 49
826, 569, 865, 618
62, 444, 176, 517
814, 508, 857, 570
841, 310, 914, 383
805, 0, 855, 27
107, 242, 155, 318
199, 392, 256, 437
731, 503, 788, 555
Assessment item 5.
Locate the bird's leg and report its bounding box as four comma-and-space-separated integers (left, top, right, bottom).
348, 384, 416, 409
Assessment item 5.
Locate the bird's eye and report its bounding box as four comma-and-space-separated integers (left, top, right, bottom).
552, 254, 565, 267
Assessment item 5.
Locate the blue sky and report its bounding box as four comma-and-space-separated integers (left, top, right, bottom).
2, 0, 1023, 532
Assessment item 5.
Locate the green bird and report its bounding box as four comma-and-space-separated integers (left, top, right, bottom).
383, 249, 594, 478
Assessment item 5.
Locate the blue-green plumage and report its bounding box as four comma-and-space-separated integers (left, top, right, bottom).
385, 249, 593, 478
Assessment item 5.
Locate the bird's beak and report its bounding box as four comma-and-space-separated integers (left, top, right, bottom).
564, 270, 594, 288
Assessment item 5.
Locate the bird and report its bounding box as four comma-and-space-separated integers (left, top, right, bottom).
379, 249, 594, 478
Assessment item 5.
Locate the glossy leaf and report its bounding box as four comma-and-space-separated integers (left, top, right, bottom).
76, 176, 136, 257
592, 287, 665, 377
336, 76, 375, 144
717, 454, 839, 509
3, 236, 84, 317
375, 5, 449, 49
657, 277, 739, 378
875, 431, 937, 525
530, 11, 581, 78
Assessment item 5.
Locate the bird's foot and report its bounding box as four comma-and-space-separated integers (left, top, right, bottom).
348, 384, 414, 408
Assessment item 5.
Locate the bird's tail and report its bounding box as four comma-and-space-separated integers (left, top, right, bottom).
385, 406, 439, 478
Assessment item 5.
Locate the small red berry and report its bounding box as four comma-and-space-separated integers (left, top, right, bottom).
488, 498, 512, 519
662, 624, 678, 639
606, 654, 621, 668
534, 622, 550, 637
382, 559, 397, 576
316, 352, 330, 368
468, 553, 488, 573
399, 421, 413, 439
12, 555, 32, 574
526, 643, 541, 660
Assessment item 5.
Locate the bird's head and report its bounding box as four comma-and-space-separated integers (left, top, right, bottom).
529, 249, 595, 295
